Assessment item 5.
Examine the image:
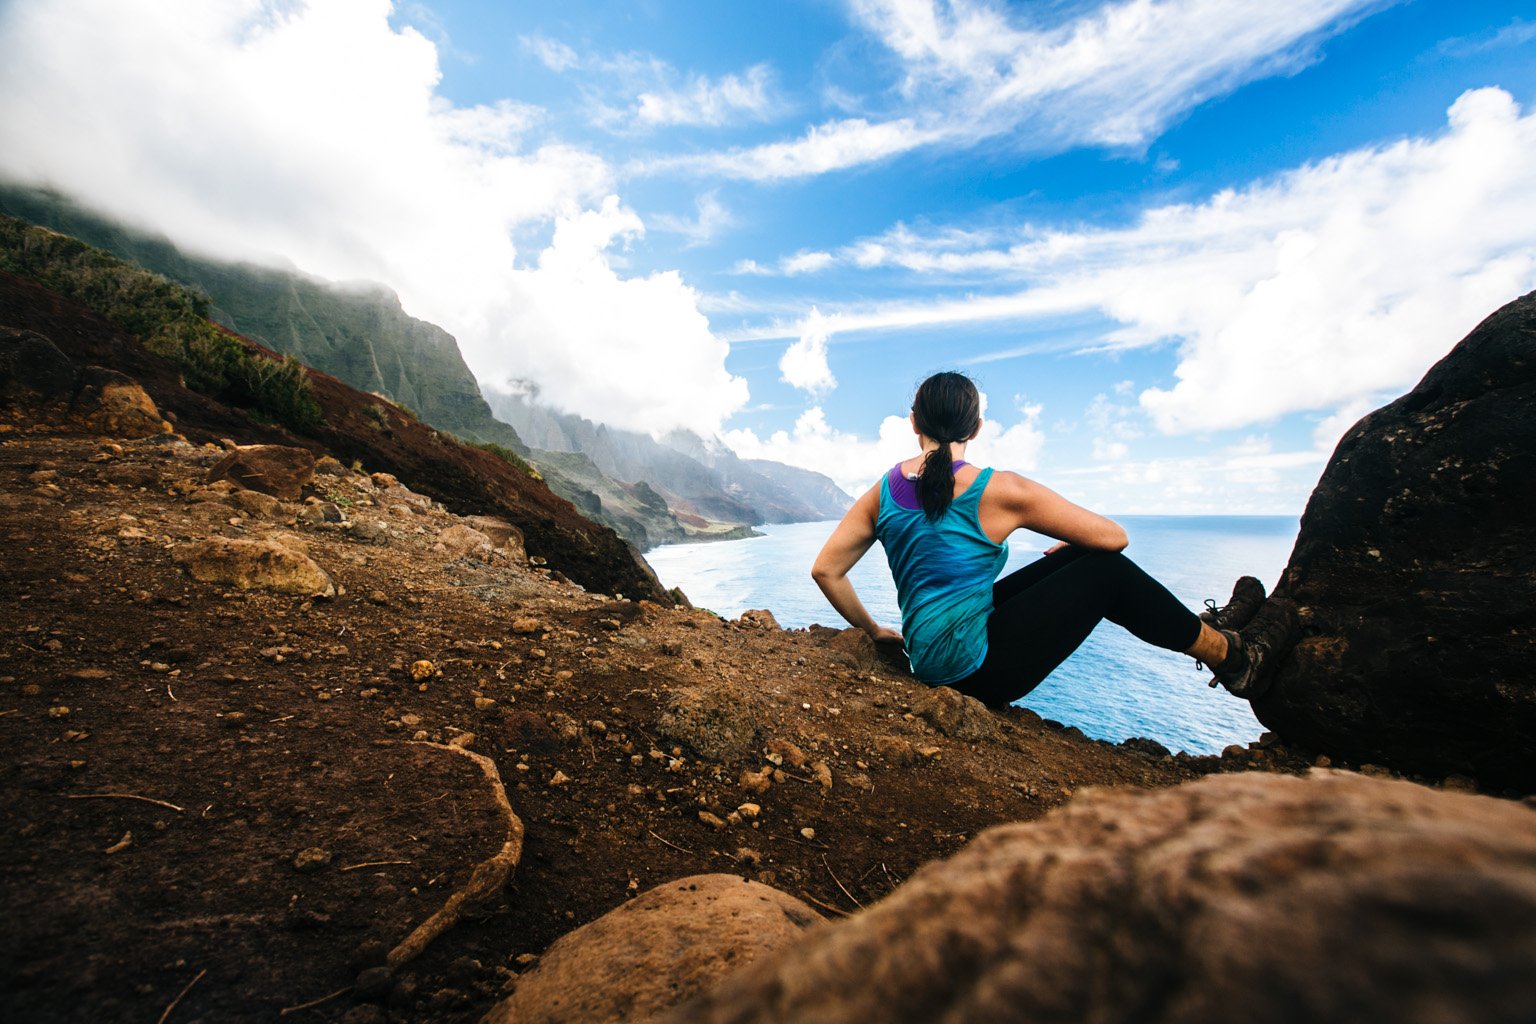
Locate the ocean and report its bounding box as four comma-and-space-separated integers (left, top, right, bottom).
647, 516, 1300, 755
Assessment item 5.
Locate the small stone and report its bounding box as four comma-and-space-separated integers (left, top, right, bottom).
916, 745, 942, 760
510, 617, 544, 635
799, 827, 817, 841
410, 660, 436, 681
222, 711, 248, 728
47, 706, 71, 719
811, 761, 834, 790
735, 847, 763, 867
549, 770, 571, 786
474, 697, 498, 712
400, 713, 421, 727
368, 591, 389, 605
554, 670, 573, 682
293, 847, 332, 873
699, 811, 728, 830
736, 802, 761, 820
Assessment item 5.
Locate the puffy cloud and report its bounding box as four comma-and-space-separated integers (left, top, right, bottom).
752, 88, 1536, 437
779, 309, 839, 395
0, 0, 747, 437
722, 391, 1042, 495
724, 407, 916, 496
480, 197, 749, 436
783, 251, 836, 275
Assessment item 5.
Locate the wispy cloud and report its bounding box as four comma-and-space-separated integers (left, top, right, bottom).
743, 88, 1536, 437
1437, 17, 1536, 58
636, 64, 778, 127
651, 0, 1388, 180
650, 190, 735, 247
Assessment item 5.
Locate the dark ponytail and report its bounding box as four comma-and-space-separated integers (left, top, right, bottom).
911, 372, 981, 522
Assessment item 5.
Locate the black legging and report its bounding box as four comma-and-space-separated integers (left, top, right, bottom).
951, 546, 1202, 708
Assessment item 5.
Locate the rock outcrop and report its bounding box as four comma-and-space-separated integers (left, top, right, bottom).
1257, 291, 1536, 788
484, 875, 821, 1024
173, 535, 335, 597
208, 443, 316, 500
669, 771, 1536, 1024
1, 328, 171, 439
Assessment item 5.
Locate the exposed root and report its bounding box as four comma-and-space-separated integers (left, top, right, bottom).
385, 741, 525, 971
68, 792, 185, 813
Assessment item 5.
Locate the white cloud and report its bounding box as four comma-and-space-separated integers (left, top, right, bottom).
523, 33, 580, 72
647, 117, 944, 181
851, 0, 1384, 147
654, 0, 1383, 181
635, 63, 777, 126
783, 250, 836, 275
479, 197, 749, 435
723, 390, 1041, 495
0, 0, 748, 438
749, 88, 1536, 436
779, 309, 838, 394
724, 407, 916, 496
968, 397, 1046, 470
650, 191, 735, 247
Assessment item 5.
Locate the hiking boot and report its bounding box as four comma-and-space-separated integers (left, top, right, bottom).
1200, 575, 1266, 631
1208, 599, 1299, 701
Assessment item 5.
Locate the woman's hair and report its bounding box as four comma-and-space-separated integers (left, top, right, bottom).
911, 371, 981, 521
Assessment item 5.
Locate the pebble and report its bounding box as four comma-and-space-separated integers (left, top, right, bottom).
474, 697, 497, 712
400, 713, 421, 727
410, 660, 436, 681
293, 847, 332, 873
368, 591, 389, 605
222, 711, 248, 728
799, 827, 817, 841
549, 771, 571, 786
698, 811, 727, 830
736, 802, 761, 820
47, 706, 71, 719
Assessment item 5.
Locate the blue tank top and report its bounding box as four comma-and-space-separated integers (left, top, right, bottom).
876, 466, 1008, 684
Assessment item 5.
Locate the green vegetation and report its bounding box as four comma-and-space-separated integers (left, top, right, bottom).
466, 438, 537, 478
0, 214, 322, 433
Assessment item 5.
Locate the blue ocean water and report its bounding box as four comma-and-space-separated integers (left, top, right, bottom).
647, 516, 1300, 755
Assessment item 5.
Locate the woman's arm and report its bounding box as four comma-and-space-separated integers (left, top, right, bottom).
811, 486, 903, 642
985, 471, 1128, 551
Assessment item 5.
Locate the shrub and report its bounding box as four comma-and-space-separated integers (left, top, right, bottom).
0, 215, 322, 433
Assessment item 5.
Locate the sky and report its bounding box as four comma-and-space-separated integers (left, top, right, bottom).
2, 1, 1534, 513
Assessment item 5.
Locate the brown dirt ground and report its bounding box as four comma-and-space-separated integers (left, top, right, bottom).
0, 430, 1316, 1023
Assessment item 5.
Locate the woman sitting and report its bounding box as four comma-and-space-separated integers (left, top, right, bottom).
811, 371, 1284, 707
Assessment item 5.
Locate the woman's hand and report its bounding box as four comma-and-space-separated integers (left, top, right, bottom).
869, 625, 905, 646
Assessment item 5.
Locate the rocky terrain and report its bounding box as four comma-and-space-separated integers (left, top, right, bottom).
1256, 289, 1536, 789
4, 242, 1535, 1023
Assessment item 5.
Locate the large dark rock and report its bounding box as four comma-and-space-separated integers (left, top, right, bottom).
1257, 291, 1536, 788
668, 771, 1536, 1024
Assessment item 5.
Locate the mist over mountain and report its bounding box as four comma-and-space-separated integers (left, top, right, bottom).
0, 184, 849, 547
487, 389, 851, 527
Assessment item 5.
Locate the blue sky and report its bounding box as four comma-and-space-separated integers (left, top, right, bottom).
2, 1, 1534, 511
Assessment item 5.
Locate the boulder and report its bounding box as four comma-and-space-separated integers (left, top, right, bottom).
72, 366, 171, 438
670, 771, 1536, 1024
463, 515, 526, 561
483, 875, 821, 1024
1258, 290, 1536, 788
908, 685, 1001, 742
208, 444, 315, 501
0, 328, 77, 406
173, 536, 334, 597
656, 686, 768, 763
436, 524, 493, 561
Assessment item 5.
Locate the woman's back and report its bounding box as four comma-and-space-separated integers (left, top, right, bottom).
876, 463, 1008, 683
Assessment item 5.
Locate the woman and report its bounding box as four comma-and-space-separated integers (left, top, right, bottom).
811, 371, 1279, 707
